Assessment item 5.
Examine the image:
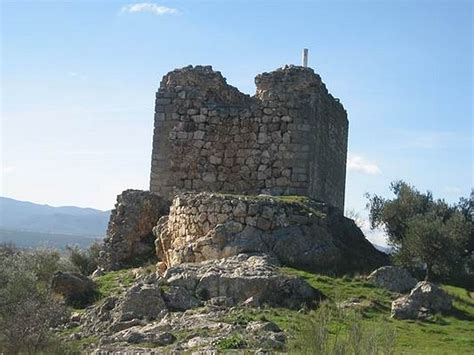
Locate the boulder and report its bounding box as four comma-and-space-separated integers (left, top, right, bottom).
91, 307, 287, 353
51, 271, 96, 306
160, 286, 201, 311
368, 266, 417, 293
81, 254, 323, 339
155, 192, 388, 274
109, 328, 176, 345
81, 283, 168, 335
98, 190, 169, 270
391, 281, 452, 319
115, 284, 167, 322
163, 253, 324, 309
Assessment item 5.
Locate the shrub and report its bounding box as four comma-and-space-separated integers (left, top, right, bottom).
216, 334, 247, 350
66, 241, 101, 276
0, 249, 68, 353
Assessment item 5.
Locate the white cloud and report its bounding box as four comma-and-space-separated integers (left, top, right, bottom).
121, 3, 178, 16
347, 154, 381, 175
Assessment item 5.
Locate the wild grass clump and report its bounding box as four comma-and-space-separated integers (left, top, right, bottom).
94, 269, 135, 299
216, 333, 247, 350
289, 301, 396, 355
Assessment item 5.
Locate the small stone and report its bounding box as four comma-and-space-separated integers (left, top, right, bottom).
197, 212, 208, 223
202, 172, 216, 183
209, 155, 222, 165
194, 130, 205, 140
256, 217, 272, 231
233, 201, 247, 217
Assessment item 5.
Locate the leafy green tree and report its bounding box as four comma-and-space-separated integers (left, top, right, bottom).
366, 181, 472, 281
398, 213, 469, 280
366, 181, 433, 246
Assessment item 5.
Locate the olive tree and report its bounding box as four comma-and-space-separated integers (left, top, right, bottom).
366, 181, 471, 281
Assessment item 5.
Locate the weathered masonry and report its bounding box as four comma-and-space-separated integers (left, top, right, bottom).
150, 65, 348, 210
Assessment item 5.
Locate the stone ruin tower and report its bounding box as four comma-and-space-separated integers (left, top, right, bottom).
149, 65, 348, 210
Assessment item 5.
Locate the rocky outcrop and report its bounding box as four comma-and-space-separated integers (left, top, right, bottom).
51, 271, 96, 306
155, 192, 388, 274
391, 281, 452, 319
163, 253, 323, 309
81, 254, 323, 345
98, 190, 169, 270
92, 311, 285, 354
368, 266, 417, 293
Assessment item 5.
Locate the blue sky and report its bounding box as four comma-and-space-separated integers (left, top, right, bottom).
1, 0, 472, 245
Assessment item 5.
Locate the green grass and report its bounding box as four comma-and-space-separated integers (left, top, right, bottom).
94, 268, 135, 299
65, 335, 99, 353
277, 268, 474, 354
216, 333, 247, 350
61, 266, 473, 354
208, 193, 327, 219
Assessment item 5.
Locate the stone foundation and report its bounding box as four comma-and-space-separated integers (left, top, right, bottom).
154, 192, 388, 274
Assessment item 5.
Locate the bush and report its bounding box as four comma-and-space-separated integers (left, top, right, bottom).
0, 248, 69, 353
66, 241, 101, 276
216, 334, 247, 350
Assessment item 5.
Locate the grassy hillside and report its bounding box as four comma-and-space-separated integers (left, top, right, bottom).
281, 269, 474, 354
64, 267, 474, 354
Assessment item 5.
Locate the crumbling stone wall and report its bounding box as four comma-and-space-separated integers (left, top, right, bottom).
98, 190, 169, 270
154, 192, 388, 274
150, 65, 348, 209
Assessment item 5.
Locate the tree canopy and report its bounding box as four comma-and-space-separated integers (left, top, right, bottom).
366, 181, 473, 281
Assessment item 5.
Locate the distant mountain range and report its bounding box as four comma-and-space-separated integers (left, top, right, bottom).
0, 196, 391, 252
0, 197, 110, 249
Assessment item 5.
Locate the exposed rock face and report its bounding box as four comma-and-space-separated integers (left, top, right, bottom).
98, 190, 169, 270
51, 271, 96, 306
155, 192, 388, 274
115, 284, 167, 322
81, 283, 168, 337
163, 253, 323, 309
150, 65, 348, 210
391, 281, 452, 319
81, 254, 323, 342
93, 311, 285, 354
368, 266, 417, 293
